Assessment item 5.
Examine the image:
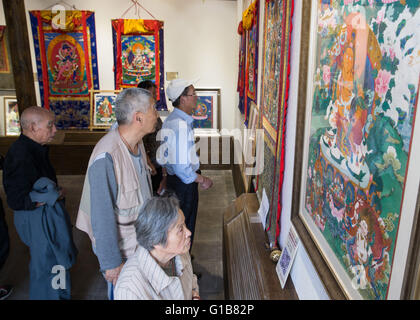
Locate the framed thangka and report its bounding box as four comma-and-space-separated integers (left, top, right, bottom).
3, 96, 20, 136
89, 90, 121, 130
192, 88, 220, 132
112, 19, 167, 110
256, 0, 294, 247
29, 11, 100, 129
292, 1, 420, 300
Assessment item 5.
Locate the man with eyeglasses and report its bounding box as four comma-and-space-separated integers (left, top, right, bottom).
157, 79, 213, 249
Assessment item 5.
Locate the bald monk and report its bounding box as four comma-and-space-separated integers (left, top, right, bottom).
3, 107, 58, 210
3, 106, 77, 300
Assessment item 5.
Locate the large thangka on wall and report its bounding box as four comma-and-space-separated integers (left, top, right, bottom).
236, 0, 259, 125
30, 11, 100, 129
237, 21, 246, 114
300, 1, 420, 299
244, 0, 259, 125
112, 19, 167, 110
256, 0, 294, 247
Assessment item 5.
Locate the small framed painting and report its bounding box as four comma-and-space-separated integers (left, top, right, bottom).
192, 88, 221, 131
3, 96, 20, 136
89, 90, 121, 130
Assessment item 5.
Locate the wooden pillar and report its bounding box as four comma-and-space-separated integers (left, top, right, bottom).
2, 0, 37, 115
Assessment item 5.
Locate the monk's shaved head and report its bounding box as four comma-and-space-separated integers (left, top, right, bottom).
20, 106, 57, 145
21, 106, 54, 132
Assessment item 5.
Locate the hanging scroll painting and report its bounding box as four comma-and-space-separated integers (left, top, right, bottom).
112, 19, 167, 110
243, 0, 259, 126
296, 1, 420, 299
256, 0, 294, 246
237, 21, 246, 114
29, 10, 100, 129
122, 35, 155, 85
246, 10, 259, 104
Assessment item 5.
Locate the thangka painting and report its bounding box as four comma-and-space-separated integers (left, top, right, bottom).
0, 26, 10, 73
29, 10, 99, 129
299, 0, 420, 299
256, 0, 294, 247
112, 19, 167, 110
243, 0, 260, 125
89, 90, 120, 129
192, 89, 220, 130
237, 21, 246, 114
0, 26, 14, 90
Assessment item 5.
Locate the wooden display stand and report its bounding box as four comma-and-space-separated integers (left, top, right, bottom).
223, 193, 298, 300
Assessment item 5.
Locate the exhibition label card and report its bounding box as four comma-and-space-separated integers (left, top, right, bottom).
258, 188, 269, 229
276, 224, 300, 289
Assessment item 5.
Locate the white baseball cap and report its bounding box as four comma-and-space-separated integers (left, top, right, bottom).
166, 78, 199, 102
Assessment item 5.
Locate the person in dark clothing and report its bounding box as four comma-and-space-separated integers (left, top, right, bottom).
2, 106, 77, 300
0, 198, 9, 270
138, 80, 167, 195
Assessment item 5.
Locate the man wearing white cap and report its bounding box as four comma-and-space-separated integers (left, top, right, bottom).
157, 79, 213, 247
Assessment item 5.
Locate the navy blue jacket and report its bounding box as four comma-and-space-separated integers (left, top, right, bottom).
16, 177, 77, 269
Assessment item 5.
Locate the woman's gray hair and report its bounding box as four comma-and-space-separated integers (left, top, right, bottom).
115, 87, 153, 125
135, 196, 180, 251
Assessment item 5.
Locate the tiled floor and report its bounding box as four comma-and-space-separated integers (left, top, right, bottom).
0, 170, 236, 300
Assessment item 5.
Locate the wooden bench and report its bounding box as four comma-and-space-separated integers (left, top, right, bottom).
223, 193, 298, 300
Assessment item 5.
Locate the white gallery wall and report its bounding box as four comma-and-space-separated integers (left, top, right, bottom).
0, 0, 239, 130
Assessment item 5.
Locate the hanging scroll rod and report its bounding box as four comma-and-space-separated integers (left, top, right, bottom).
120, 0, 158, 20
42, 1, 77, 11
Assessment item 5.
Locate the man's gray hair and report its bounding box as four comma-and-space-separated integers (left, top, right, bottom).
135, 196, 180, 251
115, 87, 153, 125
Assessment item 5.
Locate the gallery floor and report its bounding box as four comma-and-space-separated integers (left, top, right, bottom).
0, 170, 235, 300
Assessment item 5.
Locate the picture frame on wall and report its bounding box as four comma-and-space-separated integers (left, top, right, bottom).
89, 90, 121, 130
0, 26, 11, 74
244, 102, 259, 168
192, 88, 221, 133
3, 96, 20, 136
291, 1, 420, 300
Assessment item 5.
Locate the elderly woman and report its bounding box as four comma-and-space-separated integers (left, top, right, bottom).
114, 196, 200, 300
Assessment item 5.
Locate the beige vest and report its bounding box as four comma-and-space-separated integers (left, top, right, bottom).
76, 129, 152, 259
